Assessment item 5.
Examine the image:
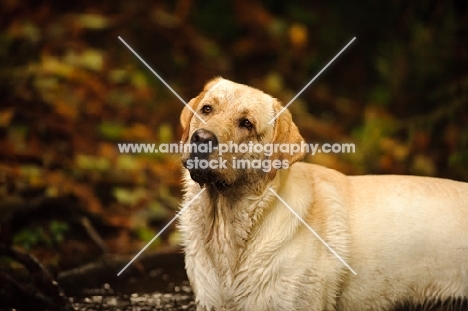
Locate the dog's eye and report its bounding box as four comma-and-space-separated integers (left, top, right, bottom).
201, 105, 212, 114
240, 119, 253, 130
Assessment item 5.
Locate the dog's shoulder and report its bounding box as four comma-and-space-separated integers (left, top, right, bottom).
288, 161, 351, 198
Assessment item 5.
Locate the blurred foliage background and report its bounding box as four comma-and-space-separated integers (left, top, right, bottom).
0, 0, 467, 270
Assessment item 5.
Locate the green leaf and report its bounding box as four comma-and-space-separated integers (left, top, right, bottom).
131, 71, 148, 88
72, 14, 110, 29
98, 122, 125, 140
158, 123, 173, 143
75, 154, 111, 171
113, 187, 147, 206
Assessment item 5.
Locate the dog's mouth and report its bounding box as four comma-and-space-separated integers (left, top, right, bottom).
182, 159, 230, 191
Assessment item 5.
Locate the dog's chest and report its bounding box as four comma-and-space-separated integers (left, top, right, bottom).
182, 188, 315, 309
198, 216, 316, 310
192, 197, 277, 296
203, 207, 252, 282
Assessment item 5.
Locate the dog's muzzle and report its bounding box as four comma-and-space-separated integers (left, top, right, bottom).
183, 129, 224, 187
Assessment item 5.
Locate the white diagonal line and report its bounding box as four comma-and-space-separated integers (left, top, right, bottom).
117, 188, 206, 276
118, 36, 206, 124
268, 188, 357, 275
269, 37, 356, 124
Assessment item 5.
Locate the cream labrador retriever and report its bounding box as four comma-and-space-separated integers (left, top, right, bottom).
178, 77, 468, 311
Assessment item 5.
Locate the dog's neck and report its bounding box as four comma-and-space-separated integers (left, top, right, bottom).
201, 169, 288, 275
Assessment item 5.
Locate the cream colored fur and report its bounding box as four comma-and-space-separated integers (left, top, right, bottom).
178, 78, 468, 311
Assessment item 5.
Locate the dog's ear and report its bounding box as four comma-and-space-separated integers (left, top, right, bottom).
203, 76, 223, 91
268, 99, 305, 179
180, 98, 197, 143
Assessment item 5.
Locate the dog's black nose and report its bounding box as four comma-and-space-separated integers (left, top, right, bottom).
189, 129, 218, 159
190, 129, 218, 146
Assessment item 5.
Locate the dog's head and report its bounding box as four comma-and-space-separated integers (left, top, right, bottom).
180, 77, 305, 190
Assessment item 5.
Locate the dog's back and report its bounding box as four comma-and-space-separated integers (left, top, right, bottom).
337, 174, 468, 310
